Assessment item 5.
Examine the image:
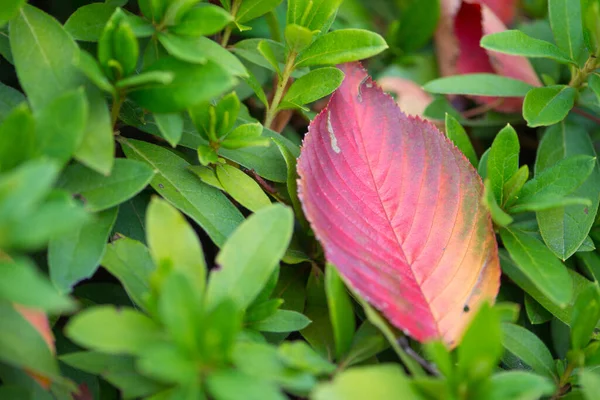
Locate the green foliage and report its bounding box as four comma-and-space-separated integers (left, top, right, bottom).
1, 0, 600, 398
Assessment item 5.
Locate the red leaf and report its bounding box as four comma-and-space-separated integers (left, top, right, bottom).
297, 63, 500, 347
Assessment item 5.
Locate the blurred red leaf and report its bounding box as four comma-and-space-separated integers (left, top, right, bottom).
436, 0, 540, 113
377, 77, 433, 118
297, 63, 500, 347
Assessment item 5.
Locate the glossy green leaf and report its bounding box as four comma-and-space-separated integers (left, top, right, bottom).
154, 112, 183, 147
120, 138, 243, 246
481, 30, 575, 65
215, 164, 271, 212
503, 165, 529, 208
287, 0, 342, 32
249, 309, 312, 332
0, 257, 75, 313
128, 56, 237, 113
65, 4, 152, 41
280, 67, 344, 109
296, 29, 388, 67
500, 227, 572, 307
523, 85, 576, 127
571, 285, 600, 350
221, 122, 270, 149
445, 113, 478, 168
236, 0, 282, 23
0, 103, 34, 172
101, 237, 154, 309
285, 24, 314, 53
325, 264, 355, 359
424, 74, 534, 97
171, 5, 232, 36
487, 124, 519, 205
233, 39, 286, 72
548, 0, 585, 64
501, 323, 557, 379
66, 306, 164, 355
205, 204, 293, 311
146, 197, 206, 295
10, 5, 85, 110
483, 179, 513, 226
257, 40, 281, 75
49, 207, 118, 293
59, 158, 155, 212
534, 122, 600, 260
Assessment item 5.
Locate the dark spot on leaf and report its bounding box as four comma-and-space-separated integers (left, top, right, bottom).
585, 207, 589, 215
463, 305, 470, 312
158, 183, 164, 189
73, 193, 87, 203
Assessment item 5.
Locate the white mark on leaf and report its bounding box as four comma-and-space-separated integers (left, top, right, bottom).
327, 111, 341, 154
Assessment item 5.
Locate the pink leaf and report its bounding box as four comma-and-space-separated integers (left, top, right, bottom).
297, 63, 500, 347
377, 77, 434, 118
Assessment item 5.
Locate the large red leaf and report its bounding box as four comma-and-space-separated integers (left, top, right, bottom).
297, 63, 500, 347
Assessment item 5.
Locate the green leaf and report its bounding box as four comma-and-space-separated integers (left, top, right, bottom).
525, 294, 553, 324
503, 165, 529, 208
136, 343, 196, 384
487, 124, 519, 205
233, 38, 287, 73
215, 164, 271, 212
49, 207, 118, 293
523, 85, 576, 127
501, 323, 557, 379
0, 103, 35, 172
482, 179, 514, 226
295, 29, 388, 67
206, 370, 286, 400
534, 122, 600, 260
589, 74, 600, 104
445, 113, 478, 168
116, 70, 174, 89
0, 300, 59, 380
198, 144, 219, 166
170, 5, 232, 36
571, 285, 600, 350
158, 34, 247, 77
65, 4, 152, 41
325, 264, 355, 359
245, 298, 283, 323
548, 0, 585, 64
146, 197, 206, 295
285, 24, 314, 53
249, 309, 312, 332
423, 74, 534, 97
513, 155, 595, 206
112, 19, 139, 77
236, 0, 282, 23
581, 369, 600, 400
199, 298, 242, 365
0, 257, 75, 313
287, 0, 342, 32
58, 159, 155, 212
257, 40, 281, 75
120, 138, 243, 246
10, 5, 85, 110
0, 82, 25, 123
34, 88, 88, 166
481, 30, 576, 65
510, 196, 591, 213
128, 57, 237, 113
74, 88, 115, 176
457, 302, 503, 383
0, 0, 26, 26
66, 306, 164, 355
393, 0, 440, 53
341, 321, 388, 367
278, 341, 336, 375
312, 364, 419, 399
280, 67, 344, 110
205, 204, 293, 311
101, 237, 154, 310
475, 371, 556, 400
500, 227, 573, 307
154, 112, 183, 147
221, 122, 270, 149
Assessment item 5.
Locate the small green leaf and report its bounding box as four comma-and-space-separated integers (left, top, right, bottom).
571, 285, 600, 350
589, 74, 600, 103
198, 144, 219, 166
136, 343, 196, 384
205, 204, 293, 311
481, 30, 576, 65
154, 112, 183, 147
287, 0, 342, 32
77, 50, 115, 94
500, 227, 573, 307
482, 179, 513, 226
59, 158, 155, 212
296, 29, 388, 67
116, 70, 174, 89
280, 67, 344, 110
271, 136, 306, 228
189, 165, 224, 189
312, 365, 419, 399
128, 57, 237, 113
66, 306, 164, 355
503, 165, 529, 208
475, 371, 555, 400
236, 0, 282, 23
278, 341, 336, 375
200, 299, 242, 365
523, 85, 576, 127
0, 103, 35, 172
424, 74, 534, 97
206, 370, 286, 400
120, 138, 243, 246
487, 124, 520, 205
548, 0, 585, 64
342, 321, 388, 367
146, 197, 206, 295
215, 164, 271, 212
325, 264, 355, 359
233, 39, 286, 73
112, 19, 139, 77
257, 40, 281, 75
501, 323, 557, 379
102, 237, 154, 310
445, 113, 478, 168
221, 122, 270, 149
170, 5, 232, 36
285, 24, 314, 53
249, 309, 312, 332
49, 207, 118, 293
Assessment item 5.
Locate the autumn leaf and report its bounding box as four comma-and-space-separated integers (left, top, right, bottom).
297, 62, 501, 347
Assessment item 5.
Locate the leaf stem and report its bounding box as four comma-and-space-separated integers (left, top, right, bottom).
569, 55, 599, 89
110, 92, 125, 130
221, 0, 241, 47
264, 52, 297, 129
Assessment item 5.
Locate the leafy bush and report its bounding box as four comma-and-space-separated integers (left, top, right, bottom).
1, 0, 600, 399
